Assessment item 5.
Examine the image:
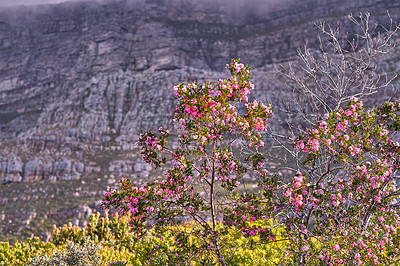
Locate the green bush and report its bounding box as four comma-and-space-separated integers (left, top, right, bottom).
52, 212, 289, 265
0, 237, 54, 266
0, 212, 290, 265
53, 212, 135, 251
29, 238, 101, 266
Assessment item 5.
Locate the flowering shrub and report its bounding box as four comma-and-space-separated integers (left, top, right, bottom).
102, 58, 400, 265
102, 59, 275, 265
280, 99, 400, 265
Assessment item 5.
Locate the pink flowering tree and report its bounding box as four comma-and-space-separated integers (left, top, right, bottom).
102, 59, 275, 265
242, 13, 400, 265
273, 98, 400, 265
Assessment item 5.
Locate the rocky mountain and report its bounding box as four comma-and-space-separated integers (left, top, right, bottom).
0, 0, 400, 242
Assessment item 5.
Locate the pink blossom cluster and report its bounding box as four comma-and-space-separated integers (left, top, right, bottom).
284, 171, 308, 211
135, 128, 169, 167
213, 149, 242, 189
173, 59, 272, 150
227, 61, 245, 73
222, 194, 276, 242
296, 98, 364, 156
245, 100, 272, 132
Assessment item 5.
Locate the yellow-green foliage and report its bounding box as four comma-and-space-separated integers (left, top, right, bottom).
1, 212, 289, 265
53, 212, 136, 251
217, 220, 289, 266
0, 237, 54, 266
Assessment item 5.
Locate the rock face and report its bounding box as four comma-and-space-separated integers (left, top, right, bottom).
0, 0, 399, 183
0, 156, 85, 183
0, 156, 23, 183
23, 158, 53, 182
0, 0, 400, 243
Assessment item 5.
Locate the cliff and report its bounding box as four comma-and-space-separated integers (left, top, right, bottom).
0, 0, 399, 241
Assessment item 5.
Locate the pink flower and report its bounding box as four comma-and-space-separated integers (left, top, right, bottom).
307, 137, 320, 152
294, 195, 303, 207
253, 117, 265, 130
296, 140, 305, 151
294, 182, 302, 188
345, 110, 353, 116
374, 195, 381, 203
380, 129, 389, 136
283, 189, 292, 197
294, 173, 303, 183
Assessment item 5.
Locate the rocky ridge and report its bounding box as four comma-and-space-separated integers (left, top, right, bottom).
0, 0, 400, 241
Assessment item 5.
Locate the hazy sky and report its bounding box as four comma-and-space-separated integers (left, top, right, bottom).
0, 0, 88, 6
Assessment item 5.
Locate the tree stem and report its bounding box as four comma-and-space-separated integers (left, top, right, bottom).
210, 140, 225, 266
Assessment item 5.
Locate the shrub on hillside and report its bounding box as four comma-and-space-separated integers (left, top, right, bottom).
29, 238, 100, 266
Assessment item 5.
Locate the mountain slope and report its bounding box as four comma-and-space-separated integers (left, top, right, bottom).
0, 0, 399, 242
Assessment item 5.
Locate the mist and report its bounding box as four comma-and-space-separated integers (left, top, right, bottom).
0, 0, 300, 12
0, 0, 92, 7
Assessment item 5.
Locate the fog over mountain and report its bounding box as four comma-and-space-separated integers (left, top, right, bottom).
0, 0, 296, 8
0, 0, 399, 242
0, 0, 88, 7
